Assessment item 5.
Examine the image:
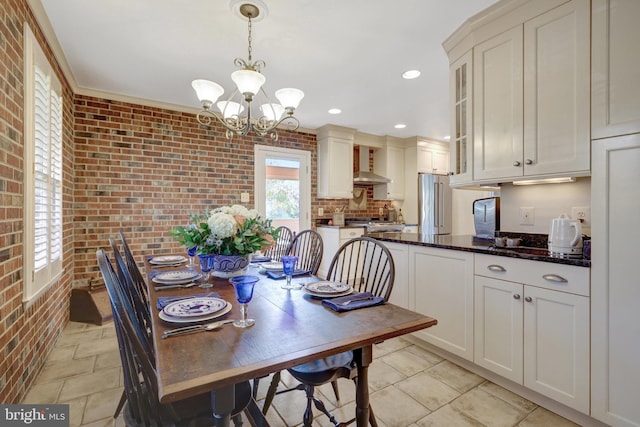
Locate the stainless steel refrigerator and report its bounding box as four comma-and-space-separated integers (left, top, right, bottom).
419, 173, 452, 235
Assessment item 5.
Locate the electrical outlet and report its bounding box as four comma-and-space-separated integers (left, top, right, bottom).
520, 207, 535, 225
571, 206, 590, 224
318, 207, 324, 216
240, 192, 250, 203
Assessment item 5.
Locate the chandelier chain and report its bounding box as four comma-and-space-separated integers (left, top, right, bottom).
247, 16, 253, 63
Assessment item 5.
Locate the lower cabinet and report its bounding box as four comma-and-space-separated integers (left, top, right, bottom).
383, 242, 409, 309
410, 246, 474, 361
474, 254, 590, 413
316, 227, 365, 279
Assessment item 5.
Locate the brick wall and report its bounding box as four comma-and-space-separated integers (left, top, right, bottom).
0, 0, 75, 403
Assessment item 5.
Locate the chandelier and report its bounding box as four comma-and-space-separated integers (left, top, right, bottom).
191, 3, 304, 141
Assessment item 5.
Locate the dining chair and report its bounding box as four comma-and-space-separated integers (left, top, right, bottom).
272, 237, 395, 426
263, 225, 294, 261
285, 229, 323, 275
96, 249, 252, 426
118, 231, 151, 313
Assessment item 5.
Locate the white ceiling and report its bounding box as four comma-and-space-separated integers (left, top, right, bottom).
34, 0, 497, 140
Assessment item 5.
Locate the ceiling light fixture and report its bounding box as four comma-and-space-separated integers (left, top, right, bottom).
328, 108, 342, 115
191, 3, 304, 141
394, 124, 407, 129
402, 70, 421, 79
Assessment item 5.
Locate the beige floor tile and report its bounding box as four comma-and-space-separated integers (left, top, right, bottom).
271, 383, 333, 427
368, 385, 431, 427
380, 347, 440, 377
79, 417, 116, 427
58, 367, 121, 402
82, 387, 124, 424
479, 382, 538, 413
317, 377, 355, 407
518, 407, 581, 427
403, 345, 444, 366
75, 336, 119, 359
55, 329, 103, 348
100, 324, 116, 339
46, 345, 77, 364
22, 381, 63, 404
64, 322, 101, 334
374, 337, 412, 358
94, 350, 123, 371
416, 404, 485, 427
426, 360, 485, 393
451, 387, 528, 427
368, 359, 407, 392
60, 395, 87, 427
395, 372, 461, 411
37, 356, 96, 383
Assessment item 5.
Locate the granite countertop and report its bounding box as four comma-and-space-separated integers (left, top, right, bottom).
368, 233, 591, 268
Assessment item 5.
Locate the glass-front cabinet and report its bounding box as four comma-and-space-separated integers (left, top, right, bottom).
449, 50, 473, 186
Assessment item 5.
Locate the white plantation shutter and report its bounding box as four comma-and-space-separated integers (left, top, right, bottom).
24, 24, 63, 304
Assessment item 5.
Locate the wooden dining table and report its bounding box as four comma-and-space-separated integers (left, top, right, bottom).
145, 257, 437, 426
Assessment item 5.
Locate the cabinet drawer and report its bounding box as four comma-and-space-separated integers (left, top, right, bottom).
339, 228, 365, 240
475, 254, 589, 296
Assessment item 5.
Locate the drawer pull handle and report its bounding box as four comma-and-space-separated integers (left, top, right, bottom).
487, 264, 506, 272
513, 294, 521, 300
542, 274, 568, 283
525, 296, 533, 303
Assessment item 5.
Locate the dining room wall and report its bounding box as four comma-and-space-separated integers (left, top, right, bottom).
0, 0, 76, 403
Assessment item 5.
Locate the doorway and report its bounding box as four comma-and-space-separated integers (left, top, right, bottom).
254, 145, 311, 233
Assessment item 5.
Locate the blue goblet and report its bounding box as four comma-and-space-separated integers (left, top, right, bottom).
198, 254, 215, 288
187, 246, 197, 267
280, 255, 300, 290
229, 275, 259, 328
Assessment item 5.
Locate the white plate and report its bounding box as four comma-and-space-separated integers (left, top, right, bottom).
304, 281, 351, 294
158, 302, 232, 324
162, 297, 227, 319
152, 273, 202, 285
150, 255, 187, 265
153, 270, 200, 283
261, 262, 284, 271
303, 288, 354, 299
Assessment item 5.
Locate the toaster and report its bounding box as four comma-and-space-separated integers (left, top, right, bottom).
473, 197, 500, 239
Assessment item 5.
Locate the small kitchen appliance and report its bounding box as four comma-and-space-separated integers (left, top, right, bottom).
548, 213, 583, 257
473, 197, 500, 240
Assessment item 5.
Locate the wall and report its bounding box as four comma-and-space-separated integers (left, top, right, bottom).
0, 0, 75, 403
499, 178, 591, 236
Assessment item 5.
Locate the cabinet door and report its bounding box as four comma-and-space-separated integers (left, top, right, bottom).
592, 0, 640, 139
317, 137, 353, 199
316, 227, 339, 279
474, 26, 523, 181
373, 145, 405, 200
523, 1, 590, 177
523, 286, 590, 413
384, 242, 409, 309
450, 50, 473, 185
432, 150, 450, 175
417, 146, 434, 173
411, 246, 474, 360
474, 276, 523, 383
592, 134, 640, 426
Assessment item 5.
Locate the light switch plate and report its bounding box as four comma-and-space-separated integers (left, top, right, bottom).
240, 192, 250, 203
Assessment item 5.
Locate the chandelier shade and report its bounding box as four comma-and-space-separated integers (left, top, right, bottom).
191, 2, 303, 141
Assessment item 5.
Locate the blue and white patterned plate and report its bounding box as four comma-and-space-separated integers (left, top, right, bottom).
150, 255, 187, 265
304, 281, 351, 294
159, 302, 232, 324
162, 297, 227, 319
153, 269, 200, 283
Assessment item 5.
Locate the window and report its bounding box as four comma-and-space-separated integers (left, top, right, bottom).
23, 24, 63, 305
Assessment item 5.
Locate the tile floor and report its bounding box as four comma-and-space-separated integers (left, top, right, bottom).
22, 321, 580, 427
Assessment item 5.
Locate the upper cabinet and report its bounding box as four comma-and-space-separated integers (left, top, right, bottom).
592, 0, 640, 139
373, 139, 405, 200
417, 140, 450, 175
445, 0, 591, 185
317, 125, 356, 199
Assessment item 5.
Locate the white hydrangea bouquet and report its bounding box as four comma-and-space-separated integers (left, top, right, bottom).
170, 205, 277, 256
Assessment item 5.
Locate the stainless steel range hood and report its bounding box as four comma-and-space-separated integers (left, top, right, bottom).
353, 147, 391, 184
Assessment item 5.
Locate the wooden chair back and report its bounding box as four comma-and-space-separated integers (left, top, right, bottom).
264, 226, 294, 261
286, 229, 323, 275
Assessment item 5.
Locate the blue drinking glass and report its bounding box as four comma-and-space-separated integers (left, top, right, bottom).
229, 275, 259, 328
198, 254, 214, 288
280, 255, 300, 290
187, 246, 197, 267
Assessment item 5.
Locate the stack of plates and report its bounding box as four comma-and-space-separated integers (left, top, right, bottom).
259, 262, 284, 272
159, 296, 232, 324
149, 255, 187, 266
152, 269, 202, 285
303, 281, 353, 298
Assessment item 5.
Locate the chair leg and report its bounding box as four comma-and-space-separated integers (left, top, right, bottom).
330, 379, 340, 401
368, 404, 378, 427
252, 377, 260, 400
303, 385, 315, 427
232, 413, 244, 426
113, 390, 126, 418
261, 371, 281, 415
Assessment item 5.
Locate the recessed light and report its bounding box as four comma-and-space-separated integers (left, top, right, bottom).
328, 108, 342, 115
402, 70, 421, 80
394, 123, 407, 129
443, 135, 451, 140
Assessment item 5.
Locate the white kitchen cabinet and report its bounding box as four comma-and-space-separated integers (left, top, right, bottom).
316, 226, 365, 279
317, 125, 355, 199
417, 141, 450, 175
449, 50, 473, 186
474, 254, 590, 413
592, 0, 640, 139
410, 246, 474, 361
473, 1, 590, 183
383, 242, 409, 309
591, 134, 640, 427
373, 143, 405, 200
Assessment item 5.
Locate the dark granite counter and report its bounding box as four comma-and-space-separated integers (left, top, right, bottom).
368, 233, 591, 268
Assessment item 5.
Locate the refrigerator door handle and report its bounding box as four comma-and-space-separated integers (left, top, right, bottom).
434, 182, 439, 227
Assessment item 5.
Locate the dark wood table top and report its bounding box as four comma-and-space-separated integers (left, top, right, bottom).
145, 259, 437, 404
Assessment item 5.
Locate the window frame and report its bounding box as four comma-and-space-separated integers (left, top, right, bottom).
23, 23, 64, 307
